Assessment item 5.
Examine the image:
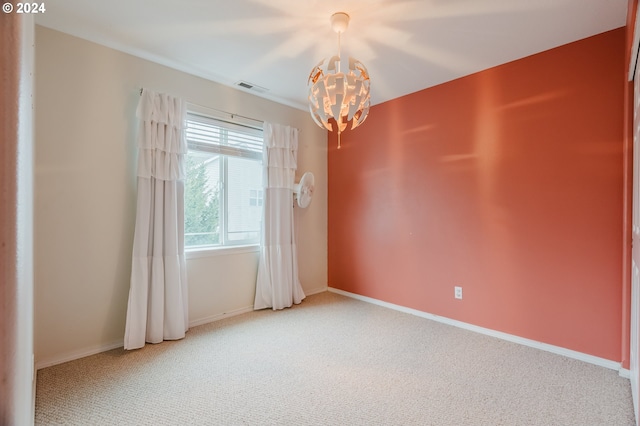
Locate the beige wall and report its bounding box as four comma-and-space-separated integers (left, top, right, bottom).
34, 26, 327, 367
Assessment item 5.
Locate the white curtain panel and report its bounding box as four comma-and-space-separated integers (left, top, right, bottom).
254, 122, 305, 310
124, 90, 189, 350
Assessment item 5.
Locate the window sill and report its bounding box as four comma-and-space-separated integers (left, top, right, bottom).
186, 244, 260, 260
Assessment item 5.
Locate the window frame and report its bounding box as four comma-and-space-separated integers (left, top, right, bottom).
184, 111, 264, 255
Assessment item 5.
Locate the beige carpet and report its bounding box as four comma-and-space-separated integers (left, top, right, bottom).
36, 291, 635, 425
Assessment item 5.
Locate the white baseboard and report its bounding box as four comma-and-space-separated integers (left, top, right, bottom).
190, 287, 328, 327
304, 285, 329, 297
36, 340, 123, 370
191, 285, 328, 329
36, 307, 254, 369
36, 289, 330, 370
41, 286, 619, 377
328, 287, 624, 374
189, 305, 254, 328
620, 368, 631, 379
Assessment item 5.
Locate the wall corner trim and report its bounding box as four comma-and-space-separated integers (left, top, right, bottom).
328, 287, 624, 374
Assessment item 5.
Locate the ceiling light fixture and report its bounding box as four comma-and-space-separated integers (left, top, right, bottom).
308, 12, 371, 149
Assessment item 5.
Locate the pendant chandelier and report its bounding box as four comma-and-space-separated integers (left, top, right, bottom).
308, 12, 371, 149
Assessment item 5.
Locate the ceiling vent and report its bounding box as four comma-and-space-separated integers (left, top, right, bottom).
235, 80, 269, 94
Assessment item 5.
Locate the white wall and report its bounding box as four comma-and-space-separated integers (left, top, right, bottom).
34, 26, 327, 368
1, 11, 35, 425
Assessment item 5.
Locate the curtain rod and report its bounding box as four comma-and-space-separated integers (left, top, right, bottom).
139, 88, 264, 126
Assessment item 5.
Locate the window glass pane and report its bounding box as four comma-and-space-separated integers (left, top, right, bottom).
185, 112, 263, 249
227, 156, 262, 242
185, 151, 220, 247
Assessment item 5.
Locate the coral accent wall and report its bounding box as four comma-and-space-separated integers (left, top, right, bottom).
329, 28, 625, 361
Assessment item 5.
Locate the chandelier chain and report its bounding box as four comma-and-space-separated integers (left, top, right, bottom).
337, 31, 341, 73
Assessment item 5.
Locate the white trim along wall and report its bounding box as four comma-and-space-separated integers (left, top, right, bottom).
329, 287, 626, 374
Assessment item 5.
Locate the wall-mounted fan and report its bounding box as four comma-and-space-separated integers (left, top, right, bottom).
293, 172, 315, 208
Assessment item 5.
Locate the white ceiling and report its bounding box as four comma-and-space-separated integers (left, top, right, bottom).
36, 0, 628, 110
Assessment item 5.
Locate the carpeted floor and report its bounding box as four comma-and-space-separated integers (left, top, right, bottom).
36, 291, 635, 425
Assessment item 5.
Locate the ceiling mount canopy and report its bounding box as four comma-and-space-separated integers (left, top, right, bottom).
308, 12, 371, 149
330, 12, 350, 33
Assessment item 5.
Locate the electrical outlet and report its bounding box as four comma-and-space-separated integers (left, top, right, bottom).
454, 286, 463, 300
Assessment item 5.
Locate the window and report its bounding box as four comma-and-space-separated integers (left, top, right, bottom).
184, 113, 263, 249
249, 189, 263, 207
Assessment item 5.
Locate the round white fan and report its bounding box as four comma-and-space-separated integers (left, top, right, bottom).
293, 172, 315, 208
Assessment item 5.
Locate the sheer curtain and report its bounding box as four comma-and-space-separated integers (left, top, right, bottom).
254, 122, 305, 310
124, 89, 189, 350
